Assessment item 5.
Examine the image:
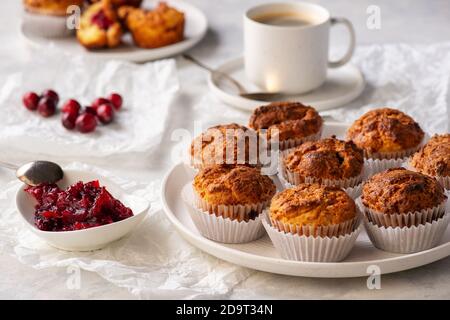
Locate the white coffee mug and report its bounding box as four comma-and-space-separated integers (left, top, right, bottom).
244, 2, 355, 94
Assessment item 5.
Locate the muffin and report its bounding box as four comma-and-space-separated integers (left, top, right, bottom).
409, 134, 450, 188
347, 108, 424, 160
249, 101, 323, 150
88, 0, 142, 7
189, 165, 276, 243
360, 168, 448, 253
118, 2, 185, 49
190, 123, 259, 169
281, 137, 364, 188
263, 183, 360, 262
76, 0, 123, 49
24, 0, 84, 16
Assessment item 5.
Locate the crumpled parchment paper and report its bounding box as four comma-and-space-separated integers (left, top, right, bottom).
0, 51, 179, 161
0, 162, 253, 299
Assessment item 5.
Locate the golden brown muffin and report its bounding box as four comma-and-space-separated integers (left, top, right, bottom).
24, 0, 84, 16
88, 0, 142, 7
118, 2, 184, 49
193, 165, 276, 210
347, 108, 424, 158
76, 0, 123, 49
283, 137, 364, 182
362, 168, 446, 214
190, 123, 259, 168
270, 184, 356, 227
410, 134, 450, 177
248, 101, 322, 148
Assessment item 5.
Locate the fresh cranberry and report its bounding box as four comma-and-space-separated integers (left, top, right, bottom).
91, 10, 113, 30
92, 97, 110, 110
61, 112, 77, 130
96, 103, 114, 124
76, 112, 97, 133
22, 92, 40, 111
37, 97, 56, 117
84, 106, 97, 115
42, 89, 59, 105
107, 93, 122, 110
61, 99, 81, 117
25, 180, 133, 232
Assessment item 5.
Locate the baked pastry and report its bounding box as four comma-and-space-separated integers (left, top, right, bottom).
362, 168, 446, 215
282, 137, 364, 187
118, 2, 184, 49
361, 167, 448, 253
87, 0, 142, 7
193, 165, 276, 215
24, 0, 84, 16
347, 108, 424, 159
409, 134, 450, 180
270, 183, 356, 229
190, 123, 259, 168
76, 0, 123, 49
248, 101, 322, 150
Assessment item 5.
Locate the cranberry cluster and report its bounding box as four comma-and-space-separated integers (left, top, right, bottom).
22, 89, 123, 134
25, 180, 134, 231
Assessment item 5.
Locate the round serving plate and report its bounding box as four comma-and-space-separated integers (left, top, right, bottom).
21, 0, 208, 62
160, 122, 450, 278
208, 57, 365, 112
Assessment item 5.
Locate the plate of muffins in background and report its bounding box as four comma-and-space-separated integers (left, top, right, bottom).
161, 102, 450, 278
21, 0, 208, 62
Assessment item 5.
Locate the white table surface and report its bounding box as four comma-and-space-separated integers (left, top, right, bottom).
1, 0, 450, 299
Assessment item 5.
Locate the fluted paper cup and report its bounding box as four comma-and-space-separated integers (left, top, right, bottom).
356, 197, 447, 228
262, 212, 361, 262
278, 128, 322, 152
363, 213, 450, 254
181, 184, 267, 243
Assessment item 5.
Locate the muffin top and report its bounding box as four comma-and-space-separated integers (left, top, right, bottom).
269, 184, 356, 227
283, 137, 364, 180
410, 134, 450, 177
362, 168, 446, 214
193, 165, 276, 206
347, 108, 424, 155
190, 123, 258, 167
24, 0, 84, 16
248, 101, 322, 142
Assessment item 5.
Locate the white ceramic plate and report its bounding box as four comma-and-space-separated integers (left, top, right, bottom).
160, 122, 450, 278
16, 169, 150, 251
21, 0, 208, 62
208, 57, 365, 112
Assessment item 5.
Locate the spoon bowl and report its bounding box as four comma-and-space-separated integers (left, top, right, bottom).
16, 160, 64, 186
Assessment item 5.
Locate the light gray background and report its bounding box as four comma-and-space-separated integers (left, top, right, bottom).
1, 0, 450, 299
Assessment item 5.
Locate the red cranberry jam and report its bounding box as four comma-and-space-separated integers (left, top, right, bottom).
25, 180, 133, 231
91, 10, 113, 30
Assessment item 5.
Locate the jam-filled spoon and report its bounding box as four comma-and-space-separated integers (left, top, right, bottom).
0, 160, 64, 186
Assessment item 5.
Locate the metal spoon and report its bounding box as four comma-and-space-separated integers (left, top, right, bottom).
182, 54, 285, 102
0, 160, 64, 186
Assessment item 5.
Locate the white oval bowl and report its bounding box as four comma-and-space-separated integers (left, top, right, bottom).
16, 169, 150, 251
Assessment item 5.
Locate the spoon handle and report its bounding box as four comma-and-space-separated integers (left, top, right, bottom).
182, 54, 247, 94
0, 161, 18, 171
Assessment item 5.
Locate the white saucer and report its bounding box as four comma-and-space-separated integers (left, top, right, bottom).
161, 122, 450, 278
21, 0, 208, 62
208, 57, 365, 112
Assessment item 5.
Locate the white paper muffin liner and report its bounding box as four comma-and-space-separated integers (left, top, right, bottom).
405, 161, 450, 190
278, 128, 322, 152
364, 158, 407, 176
363, 213, 450, 254
363, 134, 429, 176
181, 184, 267, 243
356, 197, 447, 228
262, 212, 361, 262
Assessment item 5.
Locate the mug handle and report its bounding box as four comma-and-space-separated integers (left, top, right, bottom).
328, 17, 356, 68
